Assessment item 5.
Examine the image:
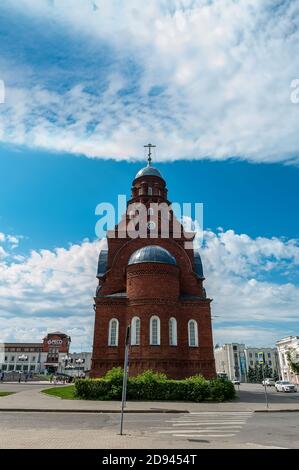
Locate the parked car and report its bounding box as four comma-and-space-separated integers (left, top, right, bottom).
262, 378, 276, 387
232, 379, 240, 385
275, 381, 297, 393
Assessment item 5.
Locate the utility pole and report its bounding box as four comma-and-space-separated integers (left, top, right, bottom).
119, 325, 130, 436
259, 351, 269, 409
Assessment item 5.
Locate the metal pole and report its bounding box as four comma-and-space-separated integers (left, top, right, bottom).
123, 355, 129, 409
120, 326, 130, 436
262, 362, 269, 409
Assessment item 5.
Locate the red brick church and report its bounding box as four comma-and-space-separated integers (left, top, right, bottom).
91, 146, 216, 379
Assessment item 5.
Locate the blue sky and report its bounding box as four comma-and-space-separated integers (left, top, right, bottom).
0, 0, 298, 350
1, 145, 299, 252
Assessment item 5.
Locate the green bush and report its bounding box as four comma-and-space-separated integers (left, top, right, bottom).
103, 367, 124, 384
75, 368, 236, 402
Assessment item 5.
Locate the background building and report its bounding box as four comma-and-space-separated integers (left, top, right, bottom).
42, 331, 71, 373
276, 336, 299, 385
91, 157, 216, 379
214, 343, 246, 381
0, 342, 44, 374
244, 347, 280, 379
214, 343, 280, 382
0, 331, 91, 377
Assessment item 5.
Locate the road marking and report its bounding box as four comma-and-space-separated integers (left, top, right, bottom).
167, 421, 247, 424
187, 412, 252, 415
158, 429, 242, 433
154, 411, 253, 440
173, 434, 236, 438
171, 424, 243, 428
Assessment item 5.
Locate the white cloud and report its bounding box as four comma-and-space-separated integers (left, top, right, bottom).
0, 234, 105, 349
202, 229, 299, 346
213, 326, 285, 348
0, 0, 299, 163
0, 228, 298, 348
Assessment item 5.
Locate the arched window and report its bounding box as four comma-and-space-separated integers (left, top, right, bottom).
131, 316, 141, 346
169, 317, 177, 346
188, 319, 198, 347
108, 318, 119, 346
148, 187, 153, 195
150, 315, 160, 345
148, 207, 154, 216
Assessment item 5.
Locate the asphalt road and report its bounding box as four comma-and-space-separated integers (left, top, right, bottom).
235, 382, 299, 405
0, 411, 298, 449
1, 381, 299, 404
0, 383, 52, 392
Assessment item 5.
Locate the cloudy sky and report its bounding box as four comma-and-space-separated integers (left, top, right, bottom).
0, 0, 298, 350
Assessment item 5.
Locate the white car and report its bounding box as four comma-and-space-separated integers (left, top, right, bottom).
262, 378, 276, 387
275, 381, 297, 393
232, 379, 240, 385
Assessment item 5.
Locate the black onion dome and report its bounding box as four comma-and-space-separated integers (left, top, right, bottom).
194, 249, 204, 279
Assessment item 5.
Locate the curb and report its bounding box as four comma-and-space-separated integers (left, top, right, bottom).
0, 408, 188, 414
0, 407, 298, 413
255, 408, 299, 413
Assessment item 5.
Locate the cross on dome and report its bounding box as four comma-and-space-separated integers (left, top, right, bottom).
144, 143, 156, 166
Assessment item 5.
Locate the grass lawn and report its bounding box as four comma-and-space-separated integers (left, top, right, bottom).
0, 391, 15, 397
41, 385, 76, 399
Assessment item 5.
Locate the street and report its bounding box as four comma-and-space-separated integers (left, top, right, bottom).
0, 382, 299, 448
0, 410, 298, 449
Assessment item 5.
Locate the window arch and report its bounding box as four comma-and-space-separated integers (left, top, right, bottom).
169, 317, 177, 346
131, 316, 141, 346
148, 207, 154, 216
150, 316, 160, 345
188, 319, 198, 347
108, 318, 119, 346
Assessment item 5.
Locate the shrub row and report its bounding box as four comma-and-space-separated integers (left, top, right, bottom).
75, 368, 235, 402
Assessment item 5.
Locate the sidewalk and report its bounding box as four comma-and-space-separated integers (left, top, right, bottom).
0, 385, 299, 413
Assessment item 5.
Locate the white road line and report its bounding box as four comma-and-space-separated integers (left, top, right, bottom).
166, 421, 246, 426
188, 412, 252, 415
154, 411, 253, 440
158, 430, 238, 434
189, 411, 253, 414
171, 424, 243, 428
173, 434, 236, 438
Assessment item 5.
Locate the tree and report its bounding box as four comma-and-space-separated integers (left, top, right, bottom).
247, 366, 257, 383
286, 349, 299, 374
263, 364, 273, 378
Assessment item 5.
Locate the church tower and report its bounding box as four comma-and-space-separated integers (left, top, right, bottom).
90, 146, 216, 379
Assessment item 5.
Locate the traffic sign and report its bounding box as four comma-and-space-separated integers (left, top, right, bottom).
258, 351, 265, 364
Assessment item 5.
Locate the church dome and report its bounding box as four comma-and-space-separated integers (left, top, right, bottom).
135, 165, 164, 180
128, 245, 176, 266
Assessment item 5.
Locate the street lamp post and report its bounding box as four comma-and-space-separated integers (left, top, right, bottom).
61, 355, 71, 374
18, 355, 28, 382
75, 358, 84, 378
